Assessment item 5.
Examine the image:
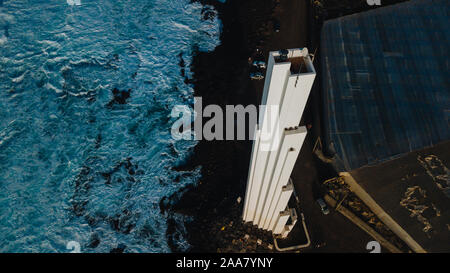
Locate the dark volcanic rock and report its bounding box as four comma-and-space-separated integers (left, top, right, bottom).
110, 243, 127, 253
107, 88, 131, 106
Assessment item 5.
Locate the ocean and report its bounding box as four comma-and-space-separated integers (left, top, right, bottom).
0, 0, 221, 252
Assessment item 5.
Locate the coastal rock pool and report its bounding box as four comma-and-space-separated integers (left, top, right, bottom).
0, 0, 221, 252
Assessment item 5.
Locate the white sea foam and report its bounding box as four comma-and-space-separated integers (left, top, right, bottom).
173, 22, 197, 33
0, 12, 15, 26
45, 82, 62, 94
0, 34, 6, 45
66, 0, 81, 6
11, 72, 25, 83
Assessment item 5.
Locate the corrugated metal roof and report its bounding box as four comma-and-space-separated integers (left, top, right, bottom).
321, 0, 450, 170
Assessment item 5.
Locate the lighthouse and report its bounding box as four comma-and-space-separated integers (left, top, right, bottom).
243, 48, 316, 237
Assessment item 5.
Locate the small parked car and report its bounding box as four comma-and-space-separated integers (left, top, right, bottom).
252, 60, 266, 69
316, 198, 330, 215
250, 72, 264, 80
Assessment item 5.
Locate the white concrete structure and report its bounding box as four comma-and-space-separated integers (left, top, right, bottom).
242, 48, 316, 237
273, 209, 291, 235
262, 129, 306, 230
284, 209, 298, 236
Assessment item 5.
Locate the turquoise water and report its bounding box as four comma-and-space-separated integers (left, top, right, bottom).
0, 0, 221, 252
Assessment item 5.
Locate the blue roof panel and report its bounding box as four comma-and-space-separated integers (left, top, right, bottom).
321, 0, 450, 170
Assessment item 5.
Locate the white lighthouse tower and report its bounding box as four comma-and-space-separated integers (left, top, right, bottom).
243, 48, 316, 237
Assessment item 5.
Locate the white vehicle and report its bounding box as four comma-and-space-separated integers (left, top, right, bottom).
316, 198, 330, 215
252, 60, 267, 69
250, 72, 264, 80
